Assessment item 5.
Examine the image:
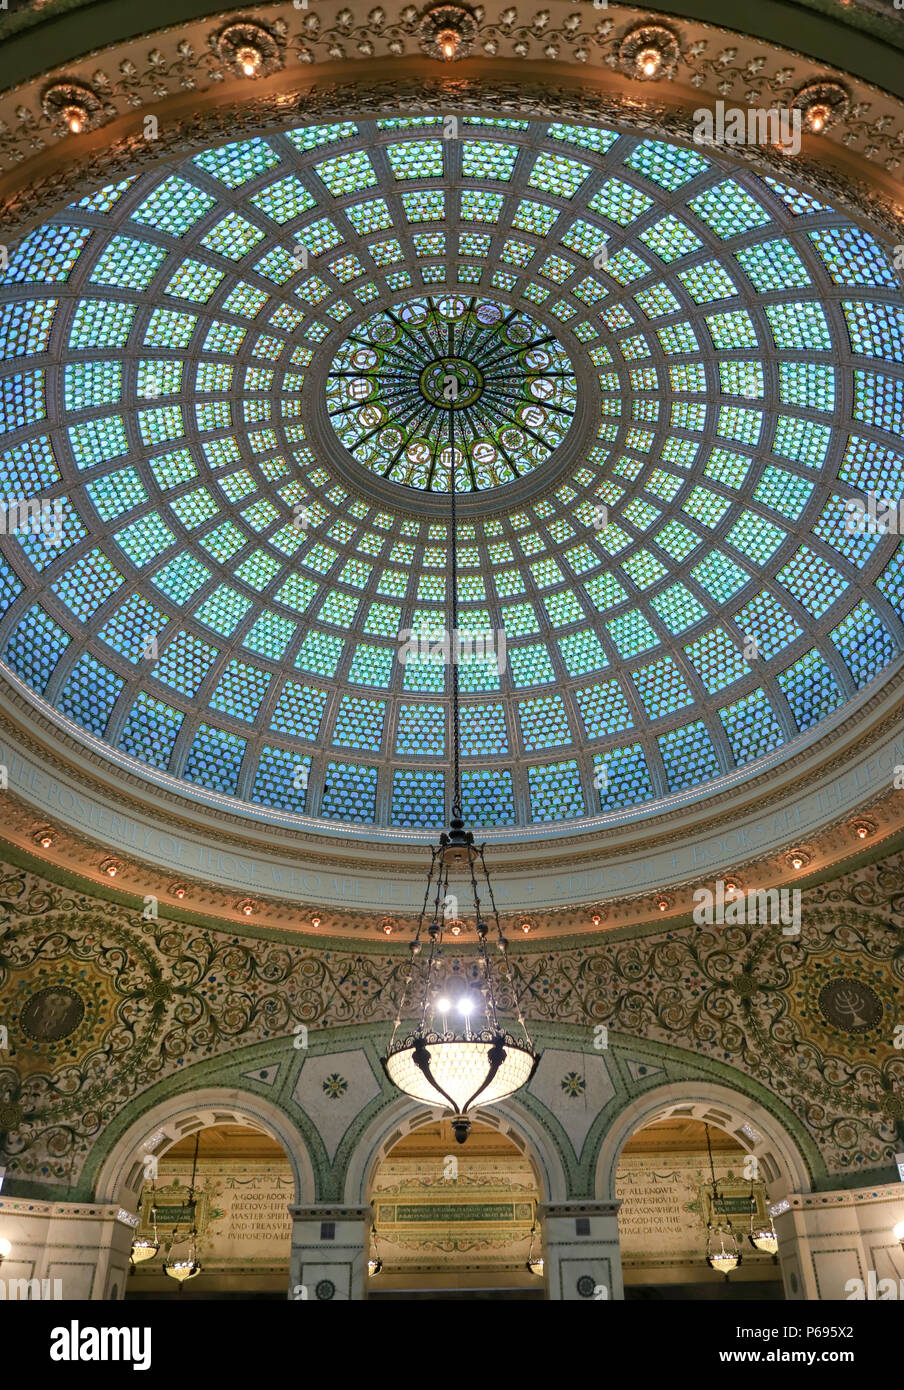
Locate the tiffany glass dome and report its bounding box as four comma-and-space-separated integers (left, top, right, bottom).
0, 115, 902, 835
326, 295, 577, 491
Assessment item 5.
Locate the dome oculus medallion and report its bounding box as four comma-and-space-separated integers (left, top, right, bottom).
325, 294, 577, 492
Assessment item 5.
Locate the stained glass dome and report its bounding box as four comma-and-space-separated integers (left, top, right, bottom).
326, 294, 577, 491
0, 114, 902, 834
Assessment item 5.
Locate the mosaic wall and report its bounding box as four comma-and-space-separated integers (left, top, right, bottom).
371, 1154, 537, 1274
616, 1151, 775, 1273
130, 1158, 294, 1286
0, 846, 902, 1193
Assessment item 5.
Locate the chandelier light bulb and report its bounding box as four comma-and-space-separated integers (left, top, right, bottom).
237, 45, 262, 76
458, 996, 475, 1015
0, 1236, 11, 1259
435, 996, 450, 1013
807, 104, 829, 133
637, 46, 662, 77
63, 105, 86, 134
893, 1220, 904, 1244
437, 27, 459, 59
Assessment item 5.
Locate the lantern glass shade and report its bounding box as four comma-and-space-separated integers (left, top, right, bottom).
749, 1225, 779, 1255
706, 1227, 742, 1274
527, 1255, 544, 1276
164, 1257, 201, 1282
129, 1238, 159, 1265
383, 1033, 538, 1125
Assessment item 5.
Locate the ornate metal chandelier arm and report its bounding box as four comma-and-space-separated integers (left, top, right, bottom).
462, 1035, 508, 1113
478, 843, 534, 1046
418, 855, 450, 1032
389, 845, 438, 1047
467, 842, 501, 1029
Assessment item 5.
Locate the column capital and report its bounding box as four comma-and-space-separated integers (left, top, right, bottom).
541, 1199, 621, 1218
288, 1204, 370, 1221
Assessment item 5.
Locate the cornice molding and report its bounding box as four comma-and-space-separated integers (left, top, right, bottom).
2, 687, 904, 939
0, 4, 902, 238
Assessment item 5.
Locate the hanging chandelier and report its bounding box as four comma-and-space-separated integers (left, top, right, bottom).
747, 1168, 779, 1256
526, 1206, 545, 1276
703, 1123, 742, 1277
367, 1222, 383, 1277
163, 1132, 203, 1284
129, 1194, 160, 1267
382, 326, 539, 1141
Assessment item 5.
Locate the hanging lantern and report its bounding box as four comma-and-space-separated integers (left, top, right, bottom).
749, 1221, 779, 1256
526, 1212, 544, 1276
162, 1132, 203, 1284
745, 1157, 779, 1256
382, 377, 539, 1141
367, 1223, 383, 1277
706, 1226, 742, 1276
703, 1123, 742, 1278
129, 1200, 160, 1266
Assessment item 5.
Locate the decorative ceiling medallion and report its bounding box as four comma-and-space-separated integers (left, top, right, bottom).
418, 4, 478, 62
817, 976, 884, 1034
325, 295, 577, 492
617, 23, 681, 82
40, 80, 105, 135
210, 19, 286, 80
792, 80, 851, 134
20, 984, 85, 1042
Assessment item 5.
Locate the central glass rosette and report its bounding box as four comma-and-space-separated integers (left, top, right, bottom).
325, 294, 578, 492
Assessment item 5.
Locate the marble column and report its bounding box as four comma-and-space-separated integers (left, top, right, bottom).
0, 1195, 135, 1300
771, 1183, 904, 1300
288, 1203, 369, 1302
541, 1199, 624, 1301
